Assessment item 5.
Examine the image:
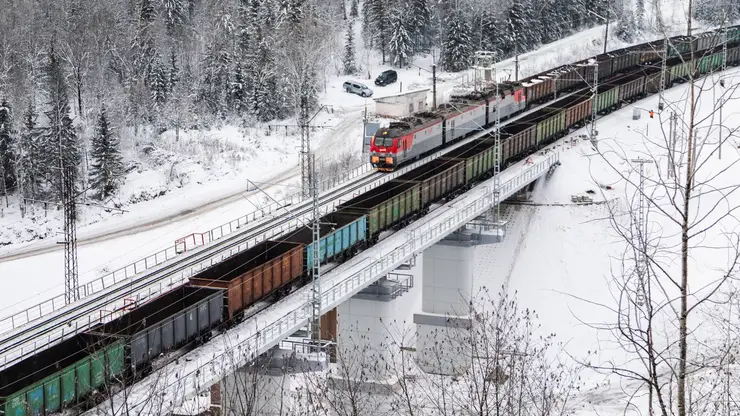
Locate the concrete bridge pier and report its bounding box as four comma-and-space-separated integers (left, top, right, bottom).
329, 261, 420, 397
220, 345, 326, 416
413, 224, 502, 376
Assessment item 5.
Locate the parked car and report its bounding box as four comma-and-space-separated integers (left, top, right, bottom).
343, 81, 373, 97
375, 69, 398, 86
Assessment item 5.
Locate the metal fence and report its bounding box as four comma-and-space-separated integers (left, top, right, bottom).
87, 152, 559, 416
0, 161, 374, 335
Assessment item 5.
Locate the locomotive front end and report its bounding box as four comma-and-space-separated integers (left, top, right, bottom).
370, 128, 398, 171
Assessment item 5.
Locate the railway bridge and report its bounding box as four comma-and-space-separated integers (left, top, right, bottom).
79, 146, 560, 415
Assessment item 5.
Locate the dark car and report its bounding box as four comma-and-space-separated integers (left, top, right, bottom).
375, 69, 398, 86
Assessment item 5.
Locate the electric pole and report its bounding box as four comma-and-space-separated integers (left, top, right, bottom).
299, 96, 311, 199
300, 103, 331, 200
720, 15, 727, 160
603, 5, 610, 54
432, 64, 437, 110
590, 61, 599, 150
659, 37, 668, 111
493, 66, 501, 226
631, 158, 653, 307
59, 138, 79, 304
668, 112, 678, 179
310, 153, 322, 353
515, 44, 520, 82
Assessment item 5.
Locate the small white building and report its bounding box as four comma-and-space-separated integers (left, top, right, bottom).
374, 88, 430, 118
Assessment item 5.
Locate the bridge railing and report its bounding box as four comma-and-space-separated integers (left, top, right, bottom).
0, 162, 372, 335
90, 151, 559, 416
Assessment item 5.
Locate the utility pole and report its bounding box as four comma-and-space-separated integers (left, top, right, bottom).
631, 158, 653, 307
659, 37, 668, 111
603, 4, 610, 54
300, 103, 330, 199
515, 44, 520, 82
299, 96, 311, 199
59, 137, 79, 304
493, 66, 501, 225
432, 64, 437, 110
590, 61, 599, 150
310, 153, 322, 353
668, 112, 678, 179
720, 15, 727, 160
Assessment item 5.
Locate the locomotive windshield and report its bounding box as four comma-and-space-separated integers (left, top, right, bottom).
374, 130, 396, 147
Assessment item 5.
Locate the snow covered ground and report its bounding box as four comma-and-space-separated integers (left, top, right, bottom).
473, 68, 740, 413
0, 18, 692, 320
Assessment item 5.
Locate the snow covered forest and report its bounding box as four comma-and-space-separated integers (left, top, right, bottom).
0, 0, 723, 243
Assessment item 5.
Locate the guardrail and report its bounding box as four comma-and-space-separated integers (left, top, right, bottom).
2, 146, 465, 369
87, 151, 559, 416
0, 161, 373, 335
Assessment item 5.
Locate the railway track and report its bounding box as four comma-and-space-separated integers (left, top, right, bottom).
0, 85, 588, 371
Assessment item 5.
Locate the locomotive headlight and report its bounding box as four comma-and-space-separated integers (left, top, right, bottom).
371, 156, 380, 163
385, 157, 393, 164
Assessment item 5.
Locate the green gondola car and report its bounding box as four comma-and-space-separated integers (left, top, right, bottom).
1, 334, 124, 416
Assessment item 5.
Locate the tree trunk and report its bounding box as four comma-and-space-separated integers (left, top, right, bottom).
678, 5, 695, 413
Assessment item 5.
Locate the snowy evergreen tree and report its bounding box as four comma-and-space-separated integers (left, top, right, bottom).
150, 57, 169, 109
43, 46, 81, 200
0, 99, 16, 195
230, 62, 247, 114
168, 50, 180, 92
408, 0, 431, 52
132, 0, 158, 81
441, 10, 472, 72
389, 11, 412, 67
350, 0, 359, 17
636, 0, 645, 30
364, 0, 390, 63
15, 102, 43, 201
343, 20, 357, 75
89, 106, 124, 200
478, 10, 504, 56
162, 0, 187, 35
361, 0, 374, 49
616, 9, 637, 42
506, 0, 538, 54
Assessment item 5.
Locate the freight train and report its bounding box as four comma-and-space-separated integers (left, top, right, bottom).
2, 26, 739, 416
369, 27, 740, 171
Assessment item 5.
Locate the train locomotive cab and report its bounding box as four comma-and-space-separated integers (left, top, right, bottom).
370, 122, 408, 171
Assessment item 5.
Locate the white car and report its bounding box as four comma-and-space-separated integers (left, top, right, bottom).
343, 81, 373, 97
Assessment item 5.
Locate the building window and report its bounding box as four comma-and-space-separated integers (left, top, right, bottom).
408, 103, 414, 113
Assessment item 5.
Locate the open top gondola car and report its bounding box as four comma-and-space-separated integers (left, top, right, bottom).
87, 285, 223, 373
189, 241, 304, 321
336, 180, 421, 242
390, 158, 467, 207
0, 333, 123, 416
273, 211, 368, 270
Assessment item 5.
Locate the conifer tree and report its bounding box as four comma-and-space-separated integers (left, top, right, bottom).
43, 46, 80, 200
150, 57, 169, 110
616, 9, 637, 42
480, 10, 504, 56
343, 21, 358, 75
506, 0, 538, 53
0, 98, 16, 195
162, 0, 187, 35
389, 12, 412, 67
89, 106, 124, 200
442, 10, 472, 72
230, 62, 247, 114
408, 0, 431, 52
15, 102, 43, 202
169, 50, 180, 92
350, 0, 358, 17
